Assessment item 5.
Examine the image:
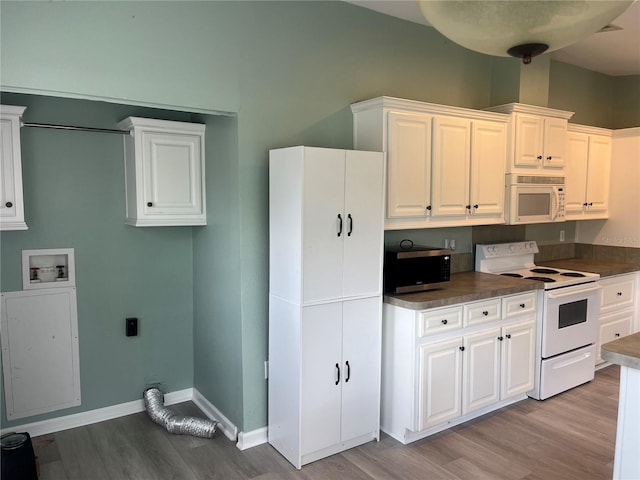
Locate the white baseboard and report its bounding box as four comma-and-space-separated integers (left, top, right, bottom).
1, 388, 193, 438
192, 388, 238, 442
236, 426, 268, 450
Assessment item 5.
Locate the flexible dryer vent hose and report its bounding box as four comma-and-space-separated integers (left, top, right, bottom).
143, 387, 217, 439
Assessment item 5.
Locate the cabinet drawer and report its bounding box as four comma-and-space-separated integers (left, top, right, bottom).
502, 292, 537, 319
600, 275, 636, 314
464, 298, 501, 327
418, 306, 463, 337
598, 311, 632, 364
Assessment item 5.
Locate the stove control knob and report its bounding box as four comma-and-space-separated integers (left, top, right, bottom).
509, 245, 515, 252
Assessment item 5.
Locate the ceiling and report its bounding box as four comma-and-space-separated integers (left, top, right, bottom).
345, 1, 640, 76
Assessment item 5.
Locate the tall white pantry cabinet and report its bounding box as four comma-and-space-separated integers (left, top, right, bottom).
268, 146, 384, 469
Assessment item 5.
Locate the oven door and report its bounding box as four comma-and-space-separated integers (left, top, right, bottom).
542, 282, 601, 358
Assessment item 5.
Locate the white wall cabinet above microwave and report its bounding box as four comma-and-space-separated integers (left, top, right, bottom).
565, 125, 612, 220
117, 117, 206, 227
1, 105, 28, 231
486, 103, 574, 175
351, 97, 508, 230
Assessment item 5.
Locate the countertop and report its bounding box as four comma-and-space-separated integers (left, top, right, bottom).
384, 271, 543, 310
385, 258, 640, 311
602, 332, 640, 370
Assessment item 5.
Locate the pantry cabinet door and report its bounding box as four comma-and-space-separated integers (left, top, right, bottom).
470, 121, 506, 216
300, 303, 343, 456
418, 338, 463, 430
341, 297, 381, 441
342, 151, 384, 298
387, 111, 432, 218
301, 149, 346, 303
431, 116, 470, 217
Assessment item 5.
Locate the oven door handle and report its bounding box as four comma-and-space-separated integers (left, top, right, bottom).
551, 350, 592, 369
546, 283, 601, 299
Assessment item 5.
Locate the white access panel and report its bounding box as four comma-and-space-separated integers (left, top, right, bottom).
1, 287, 80, 420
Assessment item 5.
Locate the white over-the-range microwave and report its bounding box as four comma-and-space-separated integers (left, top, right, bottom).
505, 174, 566, 225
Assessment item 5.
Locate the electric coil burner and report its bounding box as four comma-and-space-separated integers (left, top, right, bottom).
476, 241, 598, 290
475, 241, 601, 400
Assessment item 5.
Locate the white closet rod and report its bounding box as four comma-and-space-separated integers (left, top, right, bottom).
22, 122, 129, 135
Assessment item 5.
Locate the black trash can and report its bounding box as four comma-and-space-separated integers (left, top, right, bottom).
1, 432, 38, 480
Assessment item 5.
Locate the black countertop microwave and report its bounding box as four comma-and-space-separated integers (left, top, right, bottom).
384, 244, 452, 294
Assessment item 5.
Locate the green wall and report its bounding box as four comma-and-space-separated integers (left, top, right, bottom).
611, 76, 640, 128
1, 1, 638, 433
0, 93, 196, 427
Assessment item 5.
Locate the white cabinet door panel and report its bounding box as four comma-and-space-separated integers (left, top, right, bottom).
543, 117, 567, 169
585, 135, 611, 214
463, 328, 501, 414
341, 298, 381, 441
302, 149, 345, 303
418, 338, 462, 430
387, 111, 431, 218
342, 151, 384, 298
300, 303, 343, 455
470, 121, 506, 216
0, 118, 18, 220
501, 320, 535, 398
514, 114, 544, 168
142, 132, 203, 215
431, 116, 470, 217
565, 132, 589, 215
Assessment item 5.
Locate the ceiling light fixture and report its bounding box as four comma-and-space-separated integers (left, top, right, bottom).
417, 0, 633, 64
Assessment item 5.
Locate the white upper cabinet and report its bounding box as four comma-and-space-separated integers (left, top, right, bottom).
352, 97, 507, 230
1, 105, 28, 231
117, 117, 206, 227
486, 103, 574, 175
565, 125, 612, 220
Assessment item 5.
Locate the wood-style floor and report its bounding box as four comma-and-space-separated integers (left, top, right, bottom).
33, 365, 620, 480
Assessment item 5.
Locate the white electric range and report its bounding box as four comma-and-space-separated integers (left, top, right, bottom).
476, 241, 601, 400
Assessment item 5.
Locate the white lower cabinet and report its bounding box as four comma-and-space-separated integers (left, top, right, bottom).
418, 320, 535, 430
596, 273, 638, 365
382, 291, 537, 444
269, 296, 381, 468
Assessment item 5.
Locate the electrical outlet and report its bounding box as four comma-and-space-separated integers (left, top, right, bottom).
560, 230, 565, 242
126, 317, 138, 336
